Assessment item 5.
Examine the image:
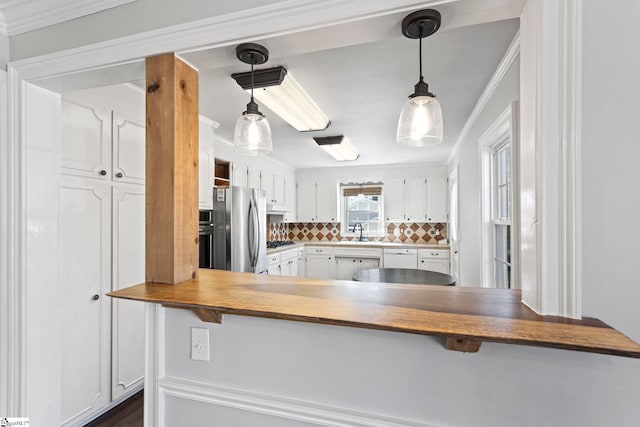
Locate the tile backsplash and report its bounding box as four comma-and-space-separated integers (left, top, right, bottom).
269, 221, 447, 244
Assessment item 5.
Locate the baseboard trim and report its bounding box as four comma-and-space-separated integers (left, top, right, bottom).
159, 376, 438, 427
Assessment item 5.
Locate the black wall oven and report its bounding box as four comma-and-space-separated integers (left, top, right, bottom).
199, 210, 215, 269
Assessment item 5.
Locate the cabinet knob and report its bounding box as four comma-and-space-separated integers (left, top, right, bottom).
407, 218, 410, 221
115, 172, 123, 178
428, 218, 432, 221
359, 260, 362, 263
99, 170, 107, 176
421, 260, 424, 263
92, 294, 100, 301
328, 257, 332, 260
352, 259, 356, 263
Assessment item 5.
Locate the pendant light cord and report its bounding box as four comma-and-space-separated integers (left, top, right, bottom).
250, 58, 255, 102
419, 23, 424, 81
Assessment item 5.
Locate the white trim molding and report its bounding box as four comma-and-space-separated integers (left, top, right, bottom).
159, 376, 438, 427
0, 0, 136, 36
448, 31, 520, 164
519, 0, 582, 318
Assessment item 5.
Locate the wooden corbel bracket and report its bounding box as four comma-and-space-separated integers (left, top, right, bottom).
445, 336, 483, 353
162, 304, 223, 324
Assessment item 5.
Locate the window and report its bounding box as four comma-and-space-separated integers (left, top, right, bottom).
340, 185, 383, 237
492, 143, 511, 289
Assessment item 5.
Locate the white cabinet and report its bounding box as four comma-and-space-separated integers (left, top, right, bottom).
305, 246, 336, 279
198, 131, 215, 210
248, 167, 261, 190
273, 174, 286, 207
384, 178, 405, 222
418, 249, 450, 274
61, 100, 111, 179
297, 180, 337, 223
334, 247, 382, 280
425, 176, 448, 222
60, 90, 145, 425
283, 177, 297, 222
279, 248, 299, 277
60, 176, 111, 425
267, 253, 281, 276
111, 184, 145, 400
111, 112, 145, 185
261, 169, 274, 204
232, 161, 248, 187
383, 176, 448, 223
383, 248, 418, 269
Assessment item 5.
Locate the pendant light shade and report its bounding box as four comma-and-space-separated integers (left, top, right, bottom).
233, 43, 273, 155
397, 9, 444, 147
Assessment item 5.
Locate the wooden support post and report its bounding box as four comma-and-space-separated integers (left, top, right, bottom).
145, 53, 199, 284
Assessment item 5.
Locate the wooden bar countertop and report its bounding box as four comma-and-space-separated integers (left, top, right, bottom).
108, 269, 640, 358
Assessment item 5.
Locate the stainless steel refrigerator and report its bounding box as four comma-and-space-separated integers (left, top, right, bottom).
212, 186, 267, 274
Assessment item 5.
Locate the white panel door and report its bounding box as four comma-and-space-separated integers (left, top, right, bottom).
426, 176, 448, 222
112, 112, 145, 185
305, 255, 335, 279
357, 258, 380, 272
199, 140, 215, 209
384, 178, 405, 221
283, 176, 296, 222
296, 180, 316, 222
404, 178, 425, 223
336, 258, 356, 280
111, 184, 145, 401
419, 259, 450, 274
248, 167, 261, 190
273, 174, 286, 206
315, 180, 337, 222
59, 176, 111, 426
261, 169, 274, 204
61, 100, 111, 179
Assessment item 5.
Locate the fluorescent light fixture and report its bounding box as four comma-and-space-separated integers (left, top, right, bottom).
313, 136, 359, 162
232, 66, 330, 132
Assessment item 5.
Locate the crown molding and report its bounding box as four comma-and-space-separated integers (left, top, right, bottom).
447, 30, 520, 164
0, 0, 135, 36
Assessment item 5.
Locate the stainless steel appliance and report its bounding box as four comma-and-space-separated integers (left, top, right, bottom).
199, 210, 215, 268
212, 186, 267, 273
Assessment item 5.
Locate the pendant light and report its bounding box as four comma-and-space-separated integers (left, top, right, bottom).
233, 43, 273, 155
396, 9, 443, 147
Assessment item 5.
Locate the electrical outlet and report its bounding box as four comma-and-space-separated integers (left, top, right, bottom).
191, 327, 210, 361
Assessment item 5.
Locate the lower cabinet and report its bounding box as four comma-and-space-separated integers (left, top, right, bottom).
267, 253, 281, 275
335, 247, 382, 280
418, 249, 450, 274
60, 176, 144, 426
266, 247, 304, 277
305, 246, 336, 279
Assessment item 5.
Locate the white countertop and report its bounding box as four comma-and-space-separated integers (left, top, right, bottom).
266, 241, 449, 254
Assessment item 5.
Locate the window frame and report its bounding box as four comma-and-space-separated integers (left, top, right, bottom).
339, 184, 385, 238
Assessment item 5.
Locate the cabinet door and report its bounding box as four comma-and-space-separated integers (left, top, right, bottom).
232, 162, 247, 187
297, 250, 305, 277
384, 178, 405, 221
336, 258, 357, 280
315, 180, 337, 222
248, 167, 261, 190
419, 259, 450, 274
273, 174, 286, 206
61, 100, 111, 179
60, 176, 111, 425
404, 178, 425, 222
306, 255, 334, 279
261, 170, 274, 204
296, 180, 316, 222
283, 176, 296, 222
112, 112, 145, 185
199, 140, 215, 210
426, 176, 448, 222
357, 257, 381, 272
267, 265, 281, 276
290, 256, 299, 277
111, 184, 145, 401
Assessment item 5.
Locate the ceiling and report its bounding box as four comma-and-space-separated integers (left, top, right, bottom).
0, 0, 134, 36
182, 15, 519, 169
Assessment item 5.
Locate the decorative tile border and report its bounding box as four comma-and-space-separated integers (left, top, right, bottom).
269, 221, 447, 244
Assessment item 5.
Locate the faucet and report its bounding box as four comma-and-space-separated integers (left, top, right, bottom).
351, 222, 365, 241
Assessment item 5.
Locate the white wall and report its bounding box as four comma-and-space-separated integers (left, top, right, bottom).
447, 58, 520, 287
0, 35, 8, 69
9, 0, 279, 60
24, 83, 62, 425
581, 0, 640, 341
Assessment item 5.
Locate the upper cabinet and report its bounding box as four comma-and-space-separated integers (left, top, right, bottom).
198, 120, 216, 210
382, 175, 448, 223
112, 112, 145, 185
296, 179, 337, 223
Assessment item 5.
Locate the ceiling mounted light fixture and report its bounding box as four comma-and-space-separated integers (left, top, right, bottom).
233, 43, 273, 156
232, 66, 330, 132
396, 9, 444, 147
313, 136, 359, 162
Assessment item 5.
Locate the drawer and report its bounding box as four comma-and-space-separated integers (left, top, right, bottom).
279, 248, 298, 261
267, 253, 281, 266
419, 249, 450, 259
306, 246, 334, 255
334, 247, 382, 258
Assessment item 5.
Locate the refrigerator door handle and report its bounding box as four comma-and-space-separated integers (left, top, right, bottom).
251, 193, 260, 268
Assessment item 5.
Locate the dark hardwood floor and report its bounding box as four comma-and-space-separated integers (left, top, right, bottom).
85, 390, 143, 427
